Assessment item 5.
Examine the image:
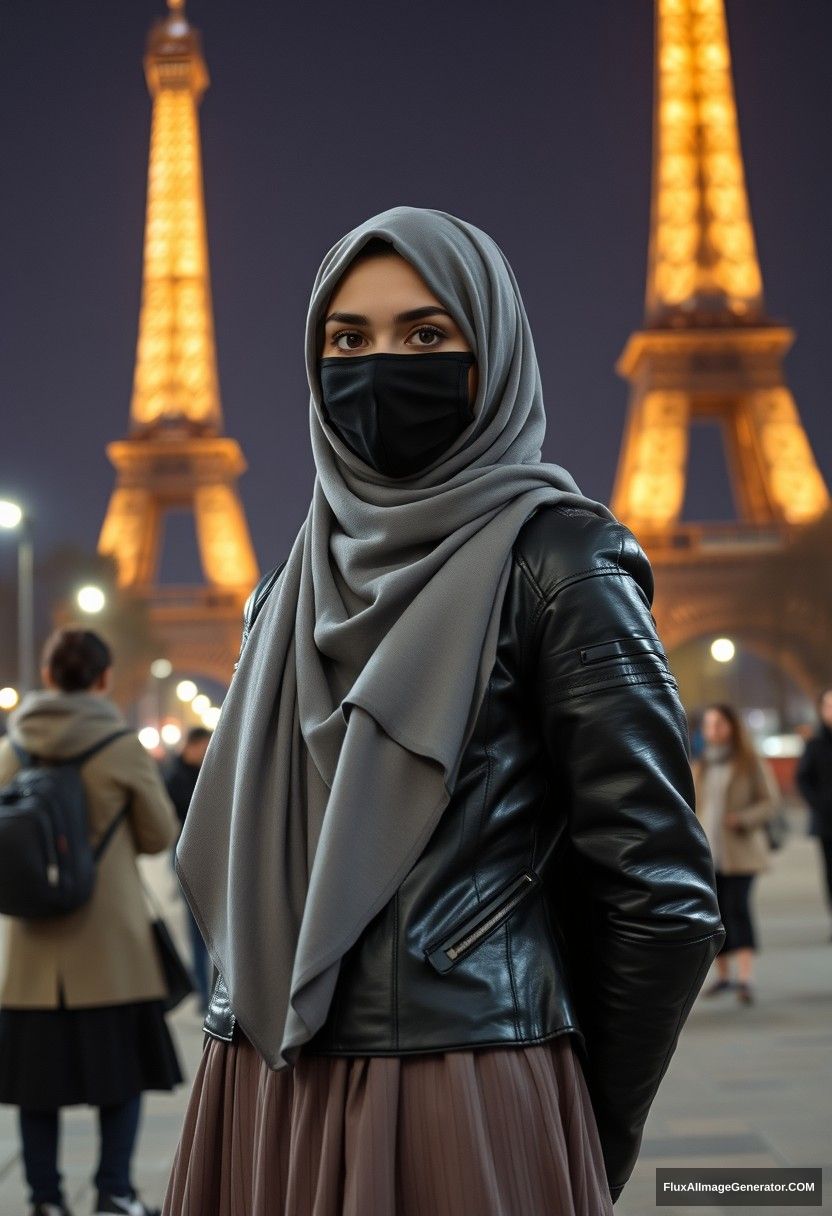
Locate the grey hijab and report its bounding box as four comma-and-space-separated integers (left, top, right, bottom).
175, 205, 616, 1070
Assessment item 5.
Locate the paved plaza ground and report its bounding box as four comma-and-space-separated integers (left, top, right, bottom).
1, 808, 830, 1215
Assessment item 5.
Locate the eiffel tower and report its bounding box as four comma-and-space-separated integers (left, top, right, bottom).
613, 0, 830, 697
99, 0, 259, 683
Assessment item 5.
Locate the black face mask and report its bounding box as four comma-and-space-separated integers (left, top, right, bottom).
319, 351, 476, 478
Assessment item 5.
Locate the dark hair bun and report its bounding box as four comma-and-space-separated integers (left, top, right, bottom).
41, 628, 113, 693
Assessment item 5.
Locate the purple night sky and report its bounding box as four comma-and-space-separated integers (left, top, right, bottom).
1, 0, 830, 589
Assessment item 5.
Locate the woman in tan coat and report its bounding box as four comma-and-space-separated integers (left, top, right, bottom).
692, 702, 780, 1007
0, 627, 183, 1216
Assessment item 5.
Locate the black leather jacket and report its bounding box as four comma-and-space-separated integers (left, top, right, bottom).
203, 503, 725, 1203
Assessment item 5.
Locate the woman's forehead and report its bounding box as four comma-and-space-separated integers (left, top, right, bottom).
319, 251, 477, 354
325, 252, 442, 314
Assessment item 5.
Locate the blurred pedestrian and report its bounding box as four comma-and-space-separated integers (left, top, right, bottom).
163, 727, 212, 1012
0, 627, 184, 1216
693, 702, 780, 1005
795, 686, 832, 938
688, 710, 705, 760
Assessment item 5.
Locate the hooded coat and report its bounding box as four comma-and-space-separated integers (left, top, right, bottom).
0, 691, 178, 1009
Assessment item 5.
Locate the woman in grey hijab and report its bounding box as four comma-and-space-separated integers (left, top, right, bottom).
164, 206, 724, 1215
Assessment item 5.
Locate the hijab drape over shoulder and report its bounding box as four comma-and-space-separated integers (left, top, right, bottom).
175, 205, 616, 1070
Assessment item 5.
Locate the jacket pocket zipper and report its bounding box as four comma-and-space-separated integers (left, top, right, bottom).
579, 634, 664, 665
446, 873, 536, 961
426, 869, 540, 974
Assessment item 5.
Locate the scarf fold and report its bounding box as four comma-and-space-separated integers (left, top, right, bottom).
175, 205, 616, 1070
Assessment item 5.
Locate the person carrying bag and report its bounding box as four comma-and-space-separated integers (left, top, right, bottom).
0, 627, 185, 1216
0, 728, 131, 919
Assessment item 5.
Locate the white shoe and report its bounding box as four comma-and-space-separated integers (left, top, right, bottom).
92, 1196, 159, 1216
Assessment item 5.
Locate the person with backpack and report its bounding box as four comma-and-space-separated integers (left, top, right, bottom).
0, 627, 184, 1216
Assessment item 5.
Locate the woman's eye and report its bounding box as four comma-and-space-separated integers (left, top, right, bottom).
407, 325, 446, 348
332, 330, 367, 351
329, 324, 447, 352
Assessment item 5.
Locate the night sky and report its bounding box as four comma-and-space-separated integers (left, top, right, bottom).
1, 0, 831, 588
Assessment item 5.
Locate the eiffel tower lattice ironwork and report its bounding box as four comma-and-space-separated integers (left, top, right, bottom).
612, 0, 830, 697
99, 0, 259, 683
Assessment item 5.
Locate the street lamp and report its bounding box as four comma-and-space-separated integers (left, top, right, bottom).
76, 584, 107, 615
0, 499, 35, 695
710, 636, 740, 707
176, 679, 198, 703
160, 722, 182, 746
138, 726, 161, 751
149, 658, 172, 733
710, 637, 735, 664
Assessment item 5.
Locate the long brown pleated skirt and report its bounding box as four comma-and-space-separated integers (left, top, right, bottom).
162, 1030, 614, 1216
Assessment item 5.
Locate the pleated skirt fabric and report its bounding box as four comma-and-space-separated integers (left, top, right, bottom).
162, 1029, 614, 1216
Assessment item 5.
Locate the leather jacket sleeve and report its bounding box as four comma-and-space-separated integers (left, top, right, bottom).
529, 514, 725, 1201
234, 561, 288, 671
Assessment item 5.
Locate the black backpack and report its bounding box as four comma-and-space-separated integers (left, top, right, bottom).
0, 729, 131, 919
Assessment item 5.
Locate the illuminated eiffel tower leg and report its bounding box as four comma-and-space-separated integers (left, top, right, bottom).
98, 487, 162, 589
98, 1, 259, 682
611, 0, 829, 543
611, 390, 690, 533
742, 387, 832, 526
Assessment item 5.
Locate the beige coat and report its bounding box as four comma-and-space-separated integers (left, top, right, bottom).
691, 751, 780, 876
0, 690, 178, 1009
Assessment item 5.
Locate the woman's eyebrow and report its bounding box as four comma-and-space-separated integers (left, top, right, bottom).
324, 307, 455, 325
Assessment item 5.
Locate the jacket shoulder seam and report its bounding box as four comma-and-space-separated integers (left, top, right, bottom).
515, 509, 628, 604
526, 565, 636, 671
540, 523, 626, 607
515, 549, 545, 602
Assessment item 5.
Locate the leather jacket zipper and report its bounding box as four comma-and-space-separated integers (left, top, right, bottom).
446, 873, 536, 961
426, 868, 540, 974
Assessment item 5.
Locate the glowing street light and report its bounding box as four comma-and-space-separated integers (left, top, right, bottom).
710, 637, 736, 664
0, 498, 34, 694
76, 584, 107, 614
138, 726, 161, 750
150, 658, 173, 680
176, 679, 198, 703
161, 722, 182, 746
0, 501, 23, 530
202, 706, 221, 729
0, 686, 19, 711
191, 693, 211, 715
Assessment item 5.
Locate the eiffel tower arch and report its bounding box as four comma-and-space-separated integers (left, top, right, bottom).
612, 0, 831, 706
99, 0, 259, 686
